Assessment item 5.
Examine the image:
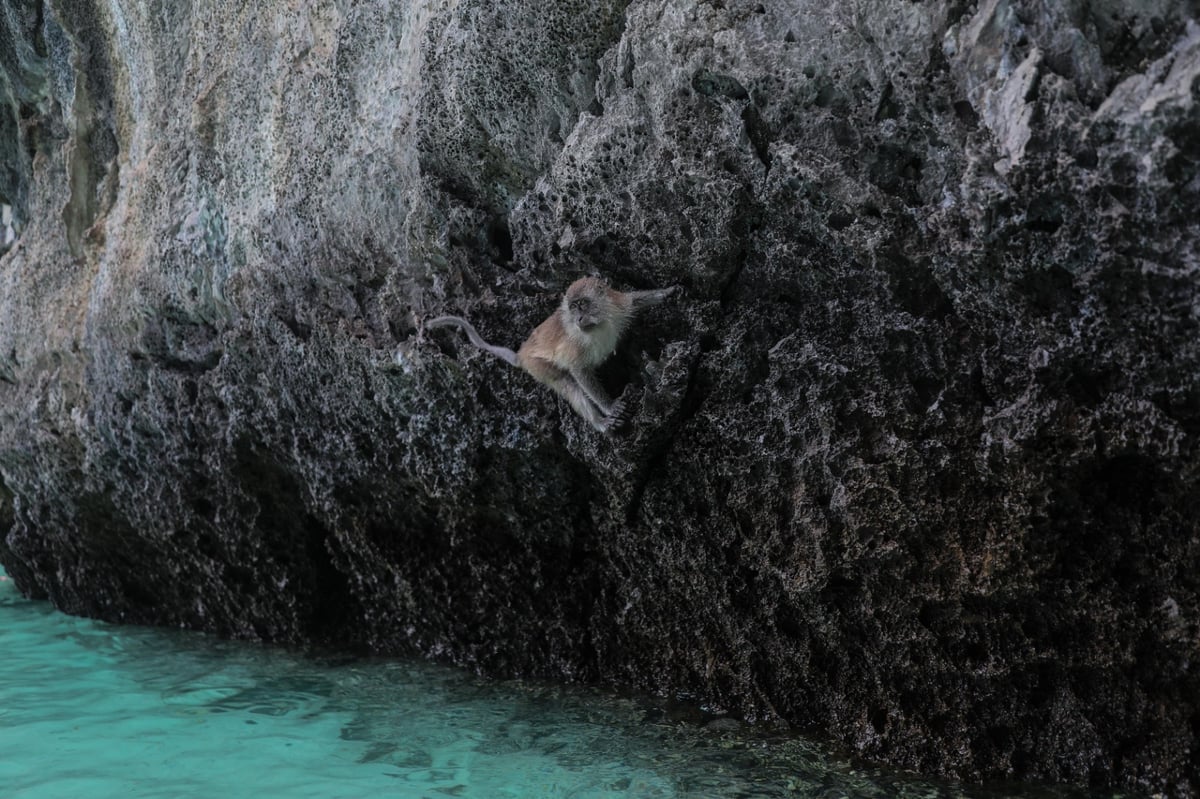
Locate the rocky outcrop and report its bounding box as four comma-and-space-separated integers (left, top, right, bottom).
2, 0, 1198, 794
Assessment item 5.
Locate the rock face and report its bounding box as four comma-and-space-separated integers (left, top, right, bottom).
2, 0, 1198, 793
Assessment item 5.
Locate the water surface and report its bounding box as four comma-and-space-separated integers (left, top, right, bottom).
0, 568, 1104, 798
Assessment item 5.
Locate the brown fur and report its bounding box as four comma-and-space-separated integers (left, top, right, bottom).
428, 277, 678, 432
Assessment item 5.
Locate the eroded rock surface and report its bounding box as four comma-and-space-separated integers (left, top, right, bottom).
2, 0, 1198, 794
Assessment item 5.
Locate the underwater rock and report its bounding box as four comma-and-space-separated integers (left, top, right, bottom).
1, 0, 1197, 794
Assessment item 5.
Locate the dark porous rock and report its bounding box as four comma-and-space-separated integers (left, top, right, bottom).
2, 0, 1198, 794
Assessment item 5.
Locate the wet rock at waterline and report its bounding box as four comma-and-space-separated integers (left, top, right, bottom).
1, 0, 1198, 795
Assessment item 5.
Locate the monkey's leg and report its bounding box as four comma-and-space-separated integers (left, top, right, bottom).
570, 367, 614, 415
627, 286, 680, 309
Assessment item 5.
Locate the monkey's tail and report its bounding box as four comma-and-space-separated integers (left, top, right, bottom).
426, 316, 520, 366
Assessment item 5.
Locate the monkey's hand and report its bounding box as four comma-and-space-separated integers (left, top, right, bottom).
629, 285, 681, 310
603, 384, 642, 435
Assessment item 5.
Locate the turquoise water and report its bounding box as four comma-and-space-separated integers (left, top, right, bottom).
1, 568, 1093, 799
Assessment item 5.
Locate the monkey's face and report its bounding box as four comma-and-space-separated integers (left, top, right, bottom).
567, 293, 603, 331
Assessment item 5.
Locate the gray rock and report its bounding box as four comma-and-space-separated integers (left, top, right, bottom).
1, 0, 1197, 794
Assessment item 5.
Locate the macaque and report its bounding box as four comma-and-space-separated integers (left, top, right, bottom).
427, 277, 678, 432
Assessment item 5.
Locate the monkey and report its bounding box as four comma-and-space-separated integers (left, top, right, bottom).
426, 277, 678, 433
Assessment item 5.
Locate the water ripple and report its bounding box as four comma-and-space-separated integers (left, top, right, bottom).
0, 569, 1113, 799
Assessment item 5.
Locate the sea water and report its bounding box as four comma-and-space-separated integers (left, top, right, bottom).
0, 567, 1100, 799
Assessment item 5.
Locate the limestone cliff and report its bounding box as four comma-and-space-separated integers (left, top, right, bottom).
1, 0, 1198, 793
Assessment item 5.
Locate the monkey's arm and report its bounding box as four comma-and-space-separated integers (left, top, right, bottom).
554, 378, 611, 432
525, 357, 620, 432
626, 285, 680, 310
426, 316, 519, 366
568, 366, 614, 415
